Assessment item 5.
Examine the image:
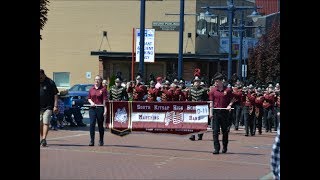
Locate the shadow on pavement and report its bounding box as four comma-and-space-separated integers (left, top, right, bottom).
97, 144, 265, 155
49, 144, 90, 147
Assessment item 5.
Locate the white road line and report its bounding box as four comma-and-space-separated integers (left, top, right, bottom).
42, 147, 269, 166
47, 133, 88, 140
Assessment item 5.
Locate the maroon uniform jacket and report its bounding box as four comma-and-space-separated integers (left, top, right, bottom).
232, 88, 243, 105
263, 93, 275, 109
254, 94, 264, 117
132, 83, 147, 101
146, 87, 159, 102
160, 87, 172, 102
243, 92, 256, 115
172, 87, 186, 101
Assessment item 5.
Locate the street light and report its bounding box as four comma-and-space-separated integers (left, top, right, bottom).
247, 5, 262, 22
203, 7, 218, 37
165, 0, 198, 80
228, 13, 263, 81
139, 0, 146, 79
201, 0, 260, 80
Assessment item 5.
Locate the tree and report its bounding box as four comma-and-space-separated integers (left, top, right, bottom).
248, 21, 280, 85
40, 0, 50, 40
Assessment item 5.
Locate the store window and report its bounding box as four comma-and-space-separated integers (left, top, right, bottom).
196, 12, 218, 36
53, 72, 70, 88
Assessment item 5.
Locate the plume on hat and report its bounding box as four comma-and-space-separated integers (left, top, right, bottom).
194, 68, 201, 77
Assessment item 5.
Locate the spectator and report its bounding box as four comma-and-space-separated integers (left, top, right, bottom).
40, 69, 59, 147
271, 123, 280, 179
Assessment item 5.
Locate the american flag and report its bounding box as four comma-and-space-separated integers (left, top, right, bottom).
165, 111, 184, 126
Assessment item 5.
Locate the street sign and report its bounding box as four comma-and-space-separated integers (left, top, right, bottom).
242, 64, 247, 77
136, 28, 155, 63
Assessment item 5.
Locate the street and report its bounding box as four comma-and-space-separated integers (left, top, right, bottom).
41, 113, 276, 179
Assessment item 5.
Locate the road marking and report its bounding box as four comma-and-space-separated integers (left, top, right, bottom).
42, 147, 269, 166
47, 133, 87, 140
154, 156, 177, 168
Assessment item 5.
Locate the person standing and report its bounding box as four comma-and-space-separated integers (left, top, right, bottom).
242, 90, 256, 136
188, 76, 208, 141
271, 123, 280, 180
208, 73, 234, 154
87, 75, 108, 146
254, 88, 265, 135
40, 69, 59, 147
109, 78, 128, 101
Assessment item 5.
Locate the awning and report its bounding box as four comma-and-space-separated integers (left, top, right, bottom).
90, 51, 229, 62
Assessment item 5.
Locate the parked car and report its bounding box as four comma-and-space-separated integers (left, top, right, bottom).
68, 84, 94, 107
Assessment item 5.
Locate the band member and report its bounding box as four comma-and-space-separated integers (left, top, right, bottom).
128, 75, 147, 101
87, 75, 108, 146
126, 80, 135, 100
109, 78, 128, 101
146, 80, 159, 102
254, 88, 264, 135
208, 73, 234, 154
188, 76, 208, 141
232, 84, 244, 130
155, 76, 163, 89
179, 79, 189, 100
274, 93, 280, 131
160, 80, 172, 102
242, 90, 256, 136
171, 85, 186, 101
263, 85, 276, 133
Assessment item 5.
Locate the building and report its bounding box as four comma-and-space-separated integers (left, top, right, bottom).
41, 0, 260, 89
255, 0, 280, 15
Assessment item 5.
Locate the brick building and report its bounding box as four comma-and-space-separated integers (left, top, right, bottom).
41, 0, 259, 88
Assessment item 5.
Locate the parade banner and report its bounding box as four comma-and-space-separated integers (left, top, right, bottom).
108, 101, 209, 136
109, 101, 132, 136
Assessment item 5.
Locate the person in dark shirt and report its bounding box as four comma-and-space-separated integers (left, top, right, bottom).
40, 69, 59, 147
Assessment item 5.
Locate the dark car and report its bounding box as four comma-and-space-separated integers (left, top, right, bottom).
68, 84, 94, 107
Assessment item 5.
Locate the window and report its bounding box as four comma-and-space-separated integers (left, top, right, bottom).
53, 72, 70, 88
197, 13, 218, 36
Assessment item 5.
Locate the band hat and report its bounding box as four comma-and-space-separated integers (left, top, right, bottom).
115, 78, 122, 83
136, 75, 142, 80
213, 73, 224, 81
193, 76, 201, 82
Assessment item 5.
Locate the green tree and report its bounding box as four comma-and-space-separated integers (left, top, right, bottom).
40, 0, 50, 40
248, 21, 280, 85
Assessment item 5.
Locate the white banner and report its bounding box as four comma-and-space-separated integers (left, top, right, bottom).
131, 112, 165, 122
183, 113, 208, 123
136, 28, 155, 63
196, 105, 209, 116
